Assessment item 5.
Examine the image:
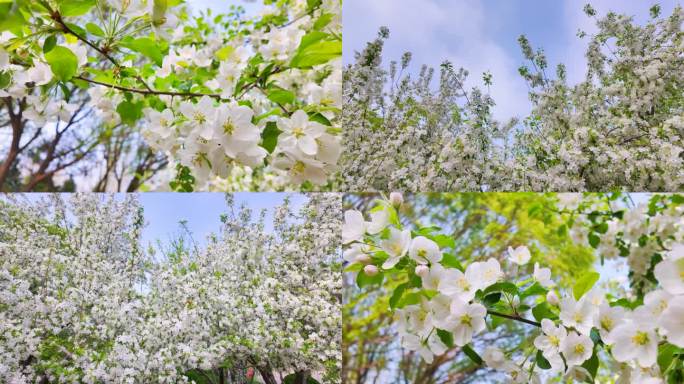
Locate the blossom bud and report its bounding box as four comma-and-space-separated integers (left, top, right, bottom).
546, 290, 560, 306
389, 192, 403, 207
415, 265, 429, 278
355, 254, 371, 265
511, 295, 520, 308
363, 265, 379, 276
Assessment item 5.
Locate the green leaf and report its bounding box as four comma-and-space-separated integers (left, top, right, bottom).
595, 222, 608, 234
283, 373, 320, 384
573, 271, 600, 300
440, 253, 464, 271
483, 281, 519, 296
267, 88, 295, 105
313, 12, 333, 30
85, 22, 104, 37
116, 99, 143, 126
395, 292, 421, 308
389, 283, 408, 310
120, 37, 163, 66
462, 344, 483, 365
482, 292, 501, 307
432, 234, 455, 250
43, 35, 56, 53
436, 329, 454, 348
214, 45, 235, 61
290, 32, 341, 68
520, 282, 548, 299
59, 0, 96, 17
306, 0, 322, 11
532, 302, 557, 322
658, 343, 679, 374
45, 46, 78, 81
356, 269, 383, 288
260, 121, 281, 154
588, 233, 600, 248
308, 112, 331, 126
581, 349, 599, 379
536, 350, 551, 369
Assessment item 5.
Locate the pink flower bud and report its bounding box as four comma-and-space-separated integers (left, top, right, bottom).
389, 192, 403, 207
415, 265, 429, 278
364, 264, 379, 276
355, 254, 371, 264
546, 290, 560, 306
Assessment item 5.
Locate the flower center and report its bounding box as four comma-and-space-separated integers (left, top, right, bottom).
417, 249, 427, 258
223, 118, 235, 135
292, 161, 306, 174
600, 316, 613, 331
292, 127, 305, 138
573, 313, 584, 323
574, 344, 585, 355
632, 331, 649, 346
160, 118, 169, 127
457, 277, 470, 291
549, 335, 560, 347
193, 111, 206, 124
460, 313, 472, 326
391, 243, 404, 255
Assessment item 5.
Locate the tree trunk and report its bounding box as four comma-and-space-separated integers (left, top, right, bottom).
257, 365, 278, 384
294, 370, 309, 384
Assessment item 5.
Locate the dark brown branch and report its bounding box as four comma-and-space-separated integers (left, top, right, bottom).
487, 310, 541, 327
74, 75, 224, 99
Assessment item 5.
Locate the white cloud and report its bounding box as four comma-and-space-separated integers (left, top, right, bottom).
344, 0, 530, 121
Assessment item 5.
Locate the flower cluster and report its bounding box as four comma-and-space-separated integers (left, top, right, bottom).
1, 0, 341, 191
0, 193, 341, 383
343, 192, 684, 383
341, 5, 683, 192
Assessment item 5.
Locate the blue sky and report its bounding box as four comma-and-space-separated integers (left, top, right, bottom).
343, 0, 681, 120
138, 192, 307, 248
11, 193, 307, 250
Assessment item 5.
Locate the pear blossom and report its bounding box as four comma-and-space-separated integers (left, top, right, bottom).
660, 299, 684, 347
342, 210, 365, 244
533, 262, 553, 287
560, 332, 593, 367
438, 299, 486, 346
654, 257, 684, 295
596, 302, 626, 344
533, 319, 567, 356
482, 346, 507, 370
277, 110, 327, 156
380, 228, 411, 269
559, 296, 595, 335
408, 236, 442, 265
609, 319, 658, 367
367, 209, 389, 234
438, 265, 479, 301
508, 245, 531, 265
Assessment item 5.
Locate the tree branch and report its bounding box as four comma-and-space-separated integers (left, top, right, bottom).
487, 310, 541, 327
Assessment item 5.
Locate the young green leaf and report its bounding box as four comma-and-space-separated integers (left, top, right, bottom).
45, 46, 78, 81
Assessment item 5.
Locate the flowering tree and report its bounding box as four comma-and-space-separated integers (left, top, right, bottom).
0, 0, 341, 192
341, 4, 683, 192
343, 192, 684, 383
0, 193, 341, 383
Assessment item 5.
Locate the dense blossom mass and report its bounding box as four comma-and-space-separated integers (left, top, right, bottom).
343, 192, 684, 382
0, 0, 341, 191
341, 5, 684, 192
0, 193, 342, 383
